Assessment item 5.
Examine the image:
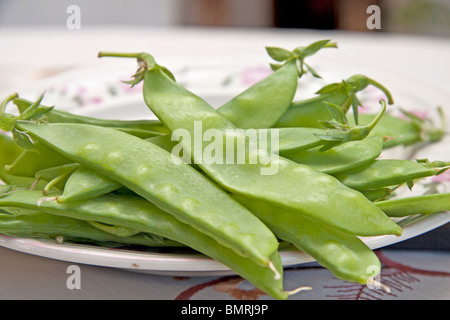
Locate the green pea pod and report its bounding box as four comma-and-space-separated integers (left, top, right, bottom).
15, 121, 279, 270
0, 209, 182, 247
286, 136, 383, 174
333, 159, 448, 191
108, 52, 401, 237
233, 194, 382, 285
349, 113, 421, 148
57, 167, 121, 203
274, 74, 394, 128
13, 98, 170, 134
376, 193, 450, 217
351, 108, 445, 149
0, 189, 294, 300
218, 59, 298, 129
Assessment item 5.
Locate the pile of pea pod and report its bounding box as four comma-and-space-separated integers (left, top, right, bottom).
0, 40, 449, 300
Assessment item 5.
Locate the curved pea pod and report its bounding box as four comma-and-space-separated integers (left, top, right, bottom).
285, 136, 383, 174
57, 167, 121, 203
0, 190, 293, 300
233, 194, 382, 285
13, 97, 170, 134
333, 159, 449, 191
376, 192, 450, 217
0, 209, 182, 247
274, 74, 394, 128
218, 59, 298, 129
15, 121, 279, 269
119, 53, 402, 237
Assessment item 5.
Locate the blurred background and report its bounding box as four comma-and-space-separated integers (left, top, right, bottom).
0, 0, 449, 36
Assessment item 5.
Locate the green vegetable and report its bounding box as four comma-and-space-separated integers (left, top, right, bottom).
100, 51, 401, 237
0, 209, 182, 247
15, 121, 280, 270
333, 159, 449, 191
274, 74, 394, 128
0, 189, 293, 300
376, 192, 450, 217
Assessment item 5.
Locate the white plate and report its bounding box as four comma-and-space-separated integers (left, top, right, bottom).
1, 55, 450, 276
0, 212, 448, 276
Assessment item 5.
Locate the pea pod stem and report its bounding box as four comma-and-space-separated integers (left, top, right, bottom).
0, 93, 19, 115
366, 77, 394, 105
98, 52, 141, 59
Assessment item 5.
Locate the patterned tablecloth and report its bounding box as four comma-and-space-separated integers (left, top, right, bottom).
0, 246, 448, 300
0, 26, 449, 300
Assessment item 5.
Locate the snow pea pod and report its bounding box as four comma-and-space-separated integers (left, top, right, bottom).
105, 52, 401, 237
15, 121, 279, 269
233, 194, 382, 285
13, 98, 170, 134
0, 189, 294, 300
286, 136, 383, 174
0, 209, 182, 247
218, 59, 298, 128
57, 167, 121, 203
351, 109, 445, 149
333, 159, 449, 191
274, 74, 394, 128
376, 192, 450, 217
349, 113, 422, 149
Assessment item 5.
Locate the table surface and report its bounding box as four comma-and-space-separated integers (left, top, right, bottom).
0, 26, 449, 300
